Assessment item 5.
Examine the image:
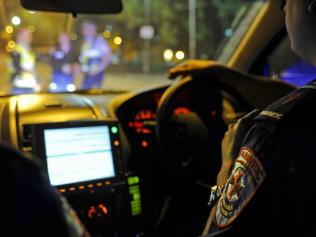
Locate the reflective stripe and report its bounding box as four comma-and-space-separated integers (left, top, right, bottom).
13, 44, 36, 70
13, 75, 37, 88
80, 36, 110, 74
11, 44, 37, 88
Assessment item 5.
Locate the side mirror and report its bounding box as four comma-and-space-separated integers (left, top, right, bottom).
20, 0, 123, 14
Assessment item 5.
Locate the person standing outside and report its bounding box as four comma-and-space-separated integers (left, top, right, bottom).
79, 21, 112, 89
9, 28, 39, 94
50, 32, 78, 92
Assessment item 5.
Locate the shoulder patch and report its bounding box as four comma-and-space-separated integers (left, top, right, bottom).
215, 147, 266, 228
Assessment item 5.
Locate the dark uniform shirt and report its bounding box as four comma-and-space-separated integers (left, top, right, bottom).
206, 79, 316, 236
51, 47, 76, 73
10, 51, 22, 80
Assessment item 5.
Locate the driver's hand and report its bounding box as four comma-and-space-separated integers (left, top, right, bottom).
217, 109, 260, 186
168, 60, 224, 79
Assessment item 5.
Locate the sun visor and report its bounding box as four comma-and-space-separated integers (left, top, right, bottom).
20, 0, 123, 14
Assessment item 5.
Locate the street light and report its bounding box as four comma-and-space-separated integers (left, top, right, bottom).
176, 51, 185, 60
11, 16, 21, 26
163, 49, 174, 62
103, 31, 111, 38
114, 36, 122, 45
7, 40, 16, 49
5, 25, 13, 34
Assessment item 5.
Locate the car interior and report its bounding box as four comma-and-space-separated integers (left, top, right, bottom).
0, 0, 314, 236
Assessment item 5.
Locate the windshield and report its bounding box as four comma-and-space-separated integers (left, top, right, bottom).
0, 0, 264, 94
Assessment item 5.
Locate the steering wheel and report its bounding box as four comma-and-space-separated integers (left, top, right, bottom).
156, 75, 253, 187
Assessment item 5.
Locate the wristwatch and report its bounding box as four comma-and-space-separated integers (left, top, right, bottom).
208, 185, 224, 207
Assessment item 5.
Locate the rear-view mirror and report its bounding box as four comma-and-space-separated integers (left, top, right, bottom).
20, 0, 123, 14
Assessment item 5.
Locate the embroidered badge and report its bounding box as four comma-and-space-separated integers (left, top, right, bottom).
302, 85, 316, 90
215, 147, 266, 228
259, 110, 283, 120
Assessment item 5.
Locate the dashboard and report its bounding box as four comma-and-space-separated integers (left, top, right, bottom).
0, 74, 296, 237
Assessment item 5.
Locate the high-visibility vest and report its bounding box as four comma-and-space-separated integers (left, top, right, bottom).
79, 36, 109, 74
10, 44, 37, 88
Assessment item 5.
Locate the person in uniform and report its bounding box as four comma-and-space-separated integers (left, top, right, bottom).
169, 0, 316, 236
79, 21, 112, 89
9, 28, 39, 95
49, 32, 78, 92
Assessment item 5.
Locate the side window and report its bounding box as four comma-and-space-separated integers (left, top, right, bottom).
267, 36, 316, 86
251, 34, 316, 87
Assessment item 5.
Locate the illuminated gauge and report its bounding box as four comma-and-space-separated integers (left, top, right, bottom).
129, 109, 157, 134
173, 106, 191, 115
174, 106, 219, 119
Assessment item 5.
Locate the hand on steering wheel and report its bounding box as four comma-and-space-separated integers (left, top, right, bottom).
168, 60, 224, 80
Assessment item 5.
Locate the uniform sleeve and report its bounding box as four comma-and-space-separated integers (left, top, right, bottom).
97, 37, 111, 56
209, 124, 281, 231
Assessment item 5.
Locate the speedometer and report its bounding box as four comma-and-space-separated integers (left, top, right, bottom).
129, 109, 157, 134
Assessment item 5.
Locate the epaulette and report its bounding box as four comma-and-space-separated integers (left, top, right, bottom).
254, 79, 316, 132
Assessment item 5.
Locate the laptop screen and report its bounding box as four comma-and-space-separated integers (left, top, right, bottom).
41, 124, 116, 186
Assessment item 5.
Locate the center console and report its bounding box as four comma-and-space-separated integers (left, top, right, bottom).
0, 94, 144, 237
30, 120, 141, 236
